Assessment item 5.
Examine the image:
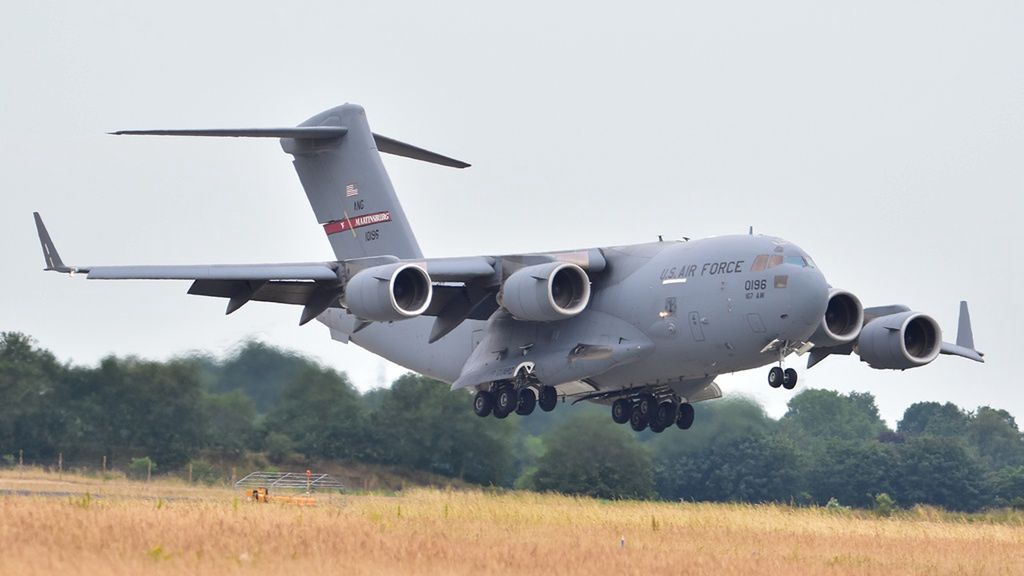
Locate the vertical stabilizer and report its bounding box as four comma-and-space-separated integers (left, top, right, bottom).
281, 104, 422, 261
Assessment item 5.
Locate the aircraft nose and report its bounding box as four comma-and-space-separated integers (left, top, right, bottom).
787, 267, 829, 337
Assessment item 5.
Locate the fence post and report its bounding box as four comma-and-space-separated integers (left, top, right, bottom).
102, 455, 107, 474
58, 452, 63, 478
18, 449, 23, 467
188, 462, 193, 484
231, 466, 236, 486
147, 459, 152, 483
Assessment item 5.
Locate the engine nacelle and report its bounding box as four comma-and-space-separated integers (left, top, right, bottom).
499, 262, 591, 322
809, 289, 864, 347
344, 263, 432, 322
857, 311, 942, 370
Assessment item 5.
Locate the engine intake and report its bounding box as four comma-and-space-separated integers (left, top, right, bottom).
344, 263, 432, 322
857, 311, 942, 370
809, 289, 864, 347
500, 262, 591, 321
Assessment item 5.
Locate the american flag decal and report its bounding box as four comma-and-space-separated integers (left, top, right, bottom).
345, 183, 359, 197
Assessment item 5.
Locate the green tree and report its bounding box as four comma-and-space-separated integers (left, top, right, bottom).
205, 341, 316, 413
0, 332, 68, 461
897, 401, 969, 438
533, 413, 653, 499
991, 466, 1024, 507
780, 389, 887, 443
368, 374, 513, 485
82, 357, 205, 469
657, 433, 802, 503
804, 440, 898, 507
966, 407, 1024, 470
200, 391, 257, 455
893, 437, 993, 512
263, 365, 366, 459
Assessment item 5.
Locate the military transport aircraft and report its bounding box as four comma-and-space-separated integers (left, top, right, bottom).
34, 104, 985, 432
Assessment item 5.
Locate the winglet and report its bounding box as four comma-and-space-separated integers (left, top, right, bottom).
33, 213, 74, 273
956, 301, 975, 349
940, 300, 984, 363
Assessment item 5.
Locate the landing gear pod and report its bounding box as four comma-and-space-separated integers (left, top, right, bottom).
344, 263, 432, 322
499, 262, 591, 321
857, 311, 942, 369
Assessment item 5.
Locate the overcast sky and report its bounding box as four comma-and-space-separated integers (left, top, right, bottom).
2, 1, 1021, 425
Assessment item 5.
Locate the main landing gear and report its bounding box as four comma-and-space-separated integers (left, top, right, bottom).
614, 393, 695, 433
473, 381, 558, 419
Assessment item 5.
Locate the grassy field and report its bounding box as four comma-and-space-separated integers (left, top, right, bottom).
1, 469, 1023, 575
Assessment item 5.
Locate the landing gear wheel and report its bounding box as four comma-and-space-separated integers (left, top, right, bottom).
782, 368, 798, 390
768, 366, 784, 388
473, 391, 494, 417
515, 388, 537, 415
538, 386, 558, 412
611, 399, 633, 424
676, 403, 695, 430
654, 402, 678, 429
629, 409, 648, 432
638, 394, 658, 417
495, 386, 517, 417
650, 421, 666, 433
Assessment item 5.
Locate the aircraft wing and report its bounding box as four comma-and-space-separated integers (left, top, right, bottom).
34, 212, 601, 334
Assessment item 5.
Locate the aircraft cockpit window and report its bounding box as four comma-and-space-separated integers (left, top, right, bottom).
784, 255, 807, 267
767, 255, 783, 269
751, 255, 769, 272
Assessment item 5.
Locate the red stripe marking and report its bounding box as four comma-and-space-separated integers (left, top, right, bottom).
323, 211, 392, 235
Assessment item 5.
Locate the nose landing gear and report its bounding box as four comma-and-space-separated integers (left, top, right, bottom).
768, 365, 798, 390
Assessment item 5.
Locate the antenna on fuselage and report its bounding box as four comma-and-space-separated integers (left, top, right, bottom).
748, 226, 754, 235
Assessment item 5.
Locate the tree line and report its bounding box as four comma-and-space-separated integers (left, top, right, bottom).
1, 331, 1022, 512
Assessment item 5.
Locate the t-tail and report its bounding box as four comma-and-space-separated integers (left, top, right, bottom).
112, 103, 469, 261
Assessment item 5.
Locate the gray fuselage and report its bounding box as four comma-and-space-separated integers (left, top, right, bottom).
320, 233, 829, 397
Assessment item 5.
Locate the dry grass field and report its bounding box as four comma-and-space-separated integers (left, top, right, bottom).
1, 469, 1023, 576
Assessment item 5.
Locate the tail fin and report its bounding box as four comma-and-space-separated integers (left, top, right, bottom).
113, 103, 469, 261
282, 104, 463, 261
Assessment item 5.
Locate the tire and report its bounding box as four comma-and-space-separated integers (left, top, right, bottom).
654, 402, 678, 429
629, 409, 648, 432
496, 386, 518, 415
768, 366, 784, 388
783, 368, 798, 390
473, 391, 494, 417
516, 388, 537, 416
676, 403, 695, 430
638, 393, 657, 417
538, 386, 558, 412
611, 399, 633, 424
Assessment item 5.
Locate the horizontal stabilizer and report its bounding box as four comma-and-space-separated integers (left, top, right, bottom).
111, 124, 469, 168
373, 133, 470, 169
109, 127, 349, 139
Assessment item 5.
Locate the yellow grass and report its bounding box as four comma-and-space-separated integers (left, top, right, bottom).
1, 469, 1022, 575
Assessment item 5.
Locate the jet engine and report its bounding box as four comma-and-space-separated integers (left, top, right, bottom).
809, 289, 864, 347
344, 263, 432, 322
499, 262, 591, 321
856, 311, 942, 370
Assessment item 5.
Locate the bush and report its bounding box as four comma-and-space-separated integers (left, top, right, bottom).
873, 493, 896, 517
128, 457, 156, 480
